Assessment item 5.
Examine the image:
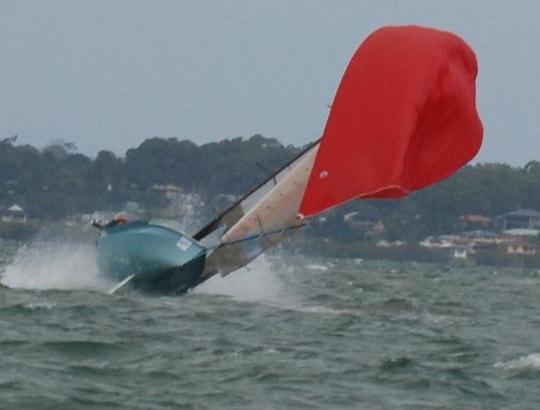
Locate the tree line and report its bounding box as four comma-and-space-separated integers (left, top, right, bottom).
2, 134, 540, 242
0, 135, 298, 220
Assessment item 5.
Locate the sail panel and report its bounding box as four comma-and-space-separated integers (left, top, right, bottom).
300, 26, 483, 217
200, 145, 318, 278
222, 146, 317, 242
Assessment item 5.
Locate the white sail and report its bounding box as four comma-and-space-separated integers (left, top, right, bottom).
222, 145, 318, 242
192, 141, 319, 242
193, 142, 319, 280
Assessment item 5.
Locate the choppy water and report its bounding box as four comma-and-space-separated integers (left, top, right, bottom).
1, 243, 540, 409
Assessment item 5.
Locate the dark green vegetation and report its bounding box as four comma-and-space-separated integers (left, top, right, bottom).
2, 134, 540, 243
0, 135, 296, 220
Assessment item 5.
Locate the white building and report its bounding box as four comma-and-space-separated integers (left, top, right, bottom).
1, 204, 27, 223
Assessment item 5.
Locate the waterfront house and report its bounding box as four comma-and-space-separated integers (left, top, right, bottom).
452, 245, 476, 259
1, 204, 27, 223
506, 241, 537, 255
152, 184, 182, 200
343, 211, 384, 238
458, 214, 493, 230
497, 209, 540, 230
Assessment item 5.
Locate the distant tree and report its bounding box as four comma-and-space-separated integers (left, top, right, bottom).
2, 133, 540, 239
42, 139, 78, 159
1, 134, 17, 145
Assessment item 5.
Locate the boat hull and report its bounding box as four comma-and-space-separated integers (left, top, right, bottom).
96, 222, 207, 294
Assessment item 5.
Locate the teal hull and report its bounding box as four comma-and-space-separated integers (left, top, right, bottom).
96, 222, 207, 295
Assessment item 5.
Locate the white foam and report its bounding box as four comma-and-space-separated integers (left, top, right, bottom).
494, 353, 540, 370
193, 257, 369, 316
24, 301, 58, 310
193, 256, 287, 302
306, 263, 329, 271
287, 304, 365, 316
1, 242, 111, 291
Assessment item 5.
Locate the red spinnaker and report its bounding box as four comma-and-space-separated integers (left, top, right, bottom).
299, 26, 483, 217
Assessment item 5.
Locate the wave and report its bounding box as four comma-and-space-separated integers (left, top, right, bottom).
193, 256, 289, 302
192, 256, 374, 318
494, 353, 540, 370
1, 242, 111, 291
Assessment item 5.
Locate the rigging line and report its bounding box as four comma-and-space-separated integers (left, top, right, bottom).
255, 161, 278, 185
204, 223, 305, 250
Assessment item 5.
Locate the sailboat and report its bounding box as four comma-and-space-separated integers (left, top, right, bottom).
95, 25, 483, 295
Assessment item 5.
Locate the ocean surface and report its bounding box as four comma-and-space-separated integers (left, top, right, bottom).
1, 242, 539, 409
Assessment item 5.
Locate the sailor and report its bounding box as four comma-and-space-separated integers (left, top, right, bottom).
92, 212, 129, 230
109, 212, 129, 227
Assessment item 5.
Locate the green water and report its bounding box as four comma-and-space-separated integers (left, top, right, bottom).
1, 243, 539, 409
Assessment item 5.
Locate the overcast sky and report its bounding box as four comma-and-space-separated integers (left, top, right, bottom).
1, 0, 539, 164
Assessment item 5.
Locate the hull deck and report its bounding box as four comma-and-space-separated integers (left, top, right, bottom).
96, 222, 207, 295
